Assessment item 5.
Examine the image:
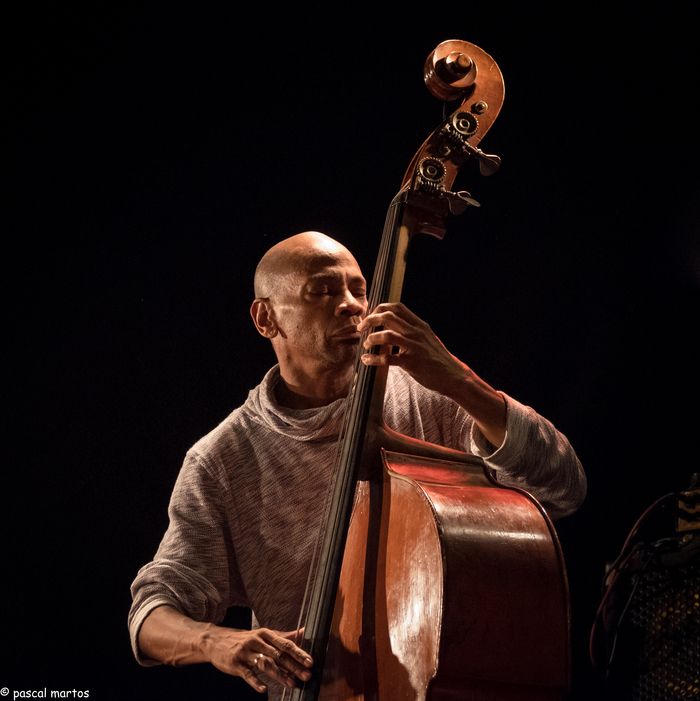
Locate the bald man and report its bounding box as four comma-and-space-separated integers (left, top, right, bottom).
129, 232, 586, 698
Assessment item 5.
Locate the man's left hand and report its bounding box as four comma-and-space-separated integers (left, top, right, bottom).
357, 302, 507, 447
357, 302, 468, 400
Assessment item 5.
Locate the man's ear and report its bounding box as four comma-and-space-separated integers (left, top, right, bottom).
250, 298, 278, 338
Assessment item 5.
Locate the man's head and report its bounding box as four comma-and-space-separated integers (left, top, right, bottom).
250, 231, 368, 374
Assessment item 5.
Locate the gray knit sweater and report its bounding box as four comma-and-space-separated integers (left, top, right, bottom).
129, 365, 585, 690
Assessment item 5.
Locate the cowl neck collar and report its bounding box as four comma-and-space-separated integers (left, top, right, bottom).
242, 365, 347, 442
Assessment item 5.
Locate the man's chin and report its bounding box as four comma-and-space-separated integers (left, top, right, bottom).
322, 343, 359, 368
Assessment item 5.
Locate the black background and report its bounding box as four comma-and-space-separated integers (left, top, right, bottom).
6, 5, 698, 700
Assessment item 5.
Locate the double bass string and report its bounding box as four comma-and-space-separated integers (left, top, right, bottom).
286, 196, 402, 697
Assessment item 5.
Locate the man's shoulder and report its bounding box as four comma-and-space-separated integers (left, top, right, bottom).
189, 365, 279, 460
191, 405, 245, 442
189, 404, 250, 458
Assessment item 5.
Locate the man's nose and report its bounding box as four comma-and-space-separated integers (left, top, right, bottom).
337, 290, 366, 316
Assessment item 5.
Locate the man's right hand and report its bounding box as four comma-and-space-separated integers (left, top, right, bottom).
138, 605, 313, 694
203, 625, 313, 693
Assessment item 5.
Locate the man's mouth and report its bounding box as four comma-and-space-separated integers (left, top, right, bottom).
333, 326, 361, 341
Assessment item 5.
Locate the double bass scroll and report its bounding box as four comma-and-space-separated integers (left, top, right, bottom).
285, 39, 570, 701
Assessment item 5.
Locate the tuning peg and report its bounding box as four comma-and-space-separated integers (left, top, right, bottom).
440, 190, 481, 215
458, 140, 501, 176
477, 151, 501, 176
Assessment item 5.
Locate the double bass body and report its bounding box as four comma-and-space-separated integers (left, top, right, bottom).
321, 446, 570, 700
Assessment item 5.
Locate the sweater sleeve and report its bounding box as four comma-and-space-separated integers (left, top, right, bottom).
384, 369, 586, 520
128, 450, 248, 665
469, 393, 587, 520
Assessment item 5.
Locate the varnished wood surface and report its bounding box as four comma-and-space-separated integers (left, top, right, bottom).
319, 449, 569, 700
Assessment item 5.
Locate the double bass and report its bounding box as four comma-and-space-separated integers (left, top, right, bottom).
284, 39, 570, 701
